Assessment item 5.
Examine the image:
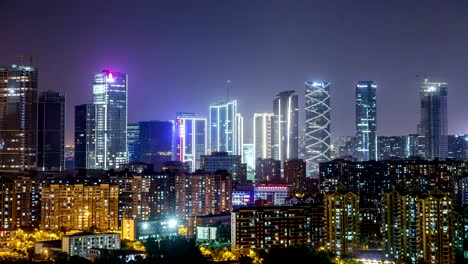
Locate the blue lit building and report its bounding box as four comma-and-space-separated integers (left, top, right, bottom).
175, 113, 207, 172
209, 100, 238, 155
139, 121, 174, 172
93, 70, 128, 169
127, 123, 140, 163
355, 81, 377, 161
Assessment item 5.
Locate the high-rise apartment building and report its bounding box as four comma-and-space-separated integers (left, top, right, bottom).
38, 90, 65, 171
175, 113, 207, 171
272, 91, 299, 164
324, 188, 359, 257
41, 183, 119, 231
127, 123, 140, 163
74, 104, 97, 169
382, 189, 454, 264
175, 173, 232, 218
284, 159, 306, 194
209, 100, 238, 155
93, 70, 128, 169
253, 113, 273, 160
139, 121, 173, 172
355, 81, 377, 161
419, 79, 448, 160
255, 158, 281, 183
305, 82, 331, 176
0, 65, 38, 171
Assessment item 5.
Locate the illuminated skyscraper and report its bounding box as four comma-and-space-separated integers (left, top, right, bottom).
419, 79, 448, 160
0, 65, 38, 171
253, 113, 273, 160
74, 104, 97, 169
355, 81, 377, 161
175, 113, 207, 171
38, 90, 65, 171
305, 82, 331, 176
127, 123, 140, 163
236, 113, 243, 156
209, 100, 238, 154
272, 91, 299, 164
93, 70, 127, 169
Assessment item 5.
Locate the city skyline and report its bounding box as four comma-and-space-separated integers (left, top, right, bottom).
1, 1, 468, 145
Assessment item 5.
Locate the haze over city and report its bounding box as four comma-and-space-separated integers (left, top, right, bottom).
1, 0, 468, 144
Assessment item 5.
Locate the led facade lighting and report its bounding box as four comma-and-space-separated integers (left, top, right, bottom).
93, 70, 128, 169
305, 81, 331, 176
209, 100, 238, 155
355, 81, 377, 161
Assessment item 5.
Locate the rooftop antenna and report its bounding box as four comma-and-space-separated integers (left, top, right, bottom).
226, 80, 232, 102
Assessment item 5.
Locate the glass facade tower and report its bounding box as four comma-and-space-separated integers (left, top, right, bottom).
253, 113, 273, 160
74, 104, 97, 169
355, 81, 377, 161
419, 79, 448, 159
0, 65, 38, 171
93, 70, 128, 169
209, 100, 238, 155
175, 113, 207, 171
38, 90, 65, 171
272, 91, 299, 164
305, 81, 331, 176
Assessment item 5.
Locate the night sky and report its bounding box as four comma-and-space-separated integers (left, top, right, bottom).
1, 0, 468, 145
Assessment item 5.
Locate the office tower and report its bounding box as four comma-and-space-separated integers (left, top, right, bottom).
236, 113, 243, 156
37, 90, 65, 171
334, 136, 355, 159
382, 189, 454, 264
272, 91, 299, 164
175, 113, 207, 171
41, 183, 119, 231
209, 100, 237, 155
255, 158, 281, 183
139, 121, 174, 172
64, 145, 74, 169
93, 70, 128, 169
377, 136, 405, 160
305, 82, 331, 176
324, 188, 359, 257
242, 144, 255, 180
405, 134, 419, 158
200, 152, 241, 184
0, 65, 38, 171
175, 173, 232, 218
127, 123, 140, 163
74, 104, 97, 169
419, 79, 448, 160
253, 113, 273, 160
355, 81, 377, 161
284, 159, 306, 193
448, 134, 467, 160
